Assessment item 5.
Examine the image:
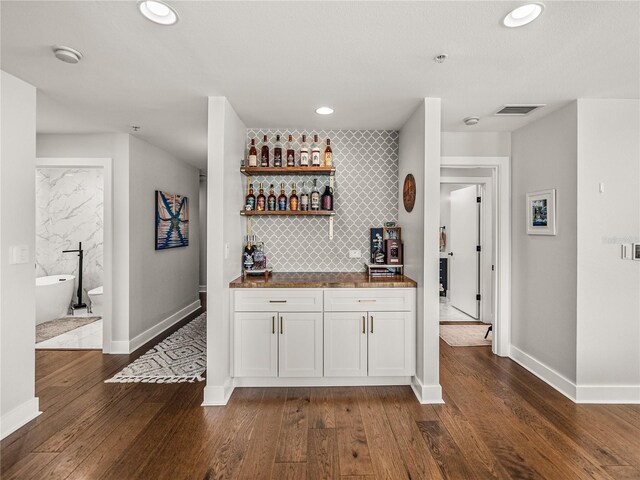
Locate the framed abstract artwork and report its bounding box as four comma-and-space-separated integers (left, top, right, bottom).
526, 189, 556, 235
155, 190, 189, 250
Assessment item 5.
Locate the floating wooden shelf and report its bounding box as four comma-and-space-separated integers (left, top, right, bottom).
240, 210, 335, 217
241, 166, 335, 176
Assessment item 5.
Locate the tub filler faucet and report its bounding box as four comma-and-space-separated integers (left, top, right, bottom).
62, 242, 87, 309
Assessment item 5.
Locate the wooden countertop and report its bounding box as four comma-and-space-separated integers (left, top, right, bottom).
229, 272, 417, 288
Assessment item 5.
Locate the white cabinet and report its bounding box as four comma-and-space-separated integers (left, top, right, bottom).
279, 312, 323, 377
234, 289, 323, 312
324, 312, 368, 377
233, 311, 278, 377
324, 288, 414, 312
368, 311, 414, 376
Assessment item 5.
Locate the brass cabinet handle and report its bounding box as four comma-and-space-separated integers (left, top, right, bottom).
280, 316, 283, 334
370, 315, 374, 334
272, 316, 275, 334
269, 300, 287, 303
358, 299, 376, 303
362, 315, 366, 334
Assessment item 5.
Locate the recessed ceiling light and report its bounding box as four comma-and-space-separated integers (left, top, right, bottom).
138, 0, 178, 25
316, 107, 334, 115
503, 3, 544, 28
52, 46, 83, 64
464, 117, 480, 126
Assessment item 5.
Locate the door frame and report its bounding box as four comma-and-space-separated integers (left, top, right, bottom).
441, 157, 511, 357
36, 157, 114, 352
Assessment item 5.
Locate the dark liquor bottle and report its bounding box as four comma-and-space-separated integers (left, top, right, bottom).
245, 182, 256, 210
324, 138, 333, 167
248, 139, 257, 167
256, 182, 266, 211
278, 182, 287, 210
321, 185, 334, 211
289, 182, 299, 211
299, 181, 309, 211
260, 134, 270, 167
267, 184, 276, 211
273, 135, 283, 167
311, 134, 321, 166
310, 179, 320, 210
286, 134, 295, 167
243, 235, 255, 271
300, 134, 309, 167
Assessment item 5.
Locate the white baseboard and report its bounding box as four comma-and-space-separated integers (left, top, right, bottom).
202, 378, 234, 406
199, 285, 207, 293
109, 300, 201, 354
411, 376, 444, 404
576, 385, 640, 404
510, 345, 577, 401
1, 397, 41, 440
232, 376, 412, 388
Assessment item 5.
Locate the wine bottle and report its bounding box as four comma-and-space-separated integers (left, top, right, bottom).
324, 138, 333, 166
248, 139, 257, 167
278, 182, 287, 210
289, 182, 299, 211
299, 181, 309, 211
273, 134, 283, 167
256, 182, 266, 211
300, 134, 309, 167
321, 185, 334, 211
260, 134, 270, 167
286, 134, 295, 167
310, 179, 320, 210
311, 134, 321, 166
267, 184, 276, 211
243, 235, 255, 270
245, 182, 256, 210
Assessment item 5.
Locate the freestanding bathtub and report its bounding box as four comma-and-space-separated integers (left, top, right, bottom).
35, 275, 75, 325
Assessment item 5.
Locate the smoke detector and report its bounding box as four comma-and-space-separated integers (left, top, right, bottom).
52, 46, 83, 64
434, 54, 448, 64
464, 116, 480, 126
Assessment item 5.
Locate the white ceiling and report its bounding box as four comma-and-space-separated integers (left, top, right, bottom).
2, 1, 638, 170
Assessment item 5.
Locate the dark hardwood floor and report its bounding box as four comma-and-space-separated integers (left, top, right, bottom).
2, 328, 639, 479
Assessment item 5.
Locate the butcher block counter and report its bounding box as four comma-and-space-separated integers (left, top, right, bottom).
229, 271, 417, 289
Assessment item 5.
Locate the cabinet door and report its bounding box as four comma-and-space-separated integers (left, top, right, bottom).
234, 312, 278, 377
368, 311, 415, 376
279, 312, 323, 377
324, 312, 367, 377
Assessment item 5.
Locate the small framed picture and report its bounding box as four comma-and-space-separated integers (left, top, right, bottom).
526, 189, 556, 235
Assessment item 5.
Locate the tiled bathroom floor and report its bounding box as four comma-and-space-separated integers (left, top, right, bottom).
439, 297, 477, 322
36, 319, 103, 350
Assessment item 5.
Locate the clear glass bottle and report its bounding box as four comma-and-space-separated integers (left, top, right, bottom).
286, 134, 295, 167
299, 181, 309, 211
311, 134, 321, 166
300, 134, 309, 167
260, 134, 270, 167
310, 179, 320, 210
273, 135, 283, 167
289, 182, 299, 211
324, 138, 333, 167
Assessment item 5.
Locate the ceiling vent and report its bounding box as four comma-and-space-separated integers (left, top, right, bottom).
494, 104, 545, 116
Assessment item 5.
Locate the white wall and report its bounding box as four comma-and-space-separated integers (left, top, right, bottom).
1, 71, 40, 438
204, 97, 246, 405
575, 99, 640, 401
199, 175, 207, 290
398, 98, 442, 403
511, 102, 578, 384
128, 136, 200, 341
441, 132, 511, 157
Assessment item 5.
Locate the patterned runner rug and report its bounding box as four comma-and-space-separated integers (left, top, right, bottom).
440, 324, 492, 346
105, 313, 206, 383
36, 316, 101, 343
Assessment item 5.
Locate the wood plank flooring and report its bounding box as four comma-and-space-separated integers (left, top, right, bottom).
2, 330, 639, 479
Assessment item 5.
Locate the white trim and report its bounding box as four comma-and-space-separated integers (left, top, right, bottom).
575, 385, 640, 404
233, 376, 412, 388
110, 299, 201, 354
510, 345, 577, 401
441, 157, 511, 357
202, 378, 235, 406
199, 285, 207, 293
36, 157, 114, 353
0, 397, 41, 440
411, 376, 444, 404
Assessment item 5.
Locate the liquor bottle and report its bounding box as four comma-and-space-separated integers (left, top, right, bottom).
321, 185, 334, 210
260, 134, 270, 167
245, 182, 256, 210
267, 184, 276, 211
286, 134, 295, 167
257, 182, 266, 211
289, 182, 299, 211
273, 135, 283, 167
324, 138, 333, 167
248, 139, 257, 167
299, 181, 309, 211
311, 134, 321, 166
310, 179, 320, 210
278, 182, 287, 210
243, 235, 255, 271
300, 134, 309, 166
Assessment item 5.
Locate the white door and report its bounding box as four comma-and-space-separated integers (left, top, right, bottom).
324, 312, 367, 377
233, 312, 278, 377
368, 311, 414, 376
279, 312, 323, 377
450, 185, 479, 318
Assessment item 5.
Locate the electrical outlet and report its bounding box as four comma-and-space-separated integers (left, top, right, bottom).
348, 249, 361, 259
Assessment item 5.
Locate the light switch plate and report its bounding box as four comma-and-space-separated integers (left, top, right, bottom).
348, 249, 361, 259
9, 245, 29, 265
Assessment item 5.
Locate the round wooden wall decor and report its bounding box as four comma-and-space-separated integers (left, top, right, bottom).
403, 174, 416, 212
